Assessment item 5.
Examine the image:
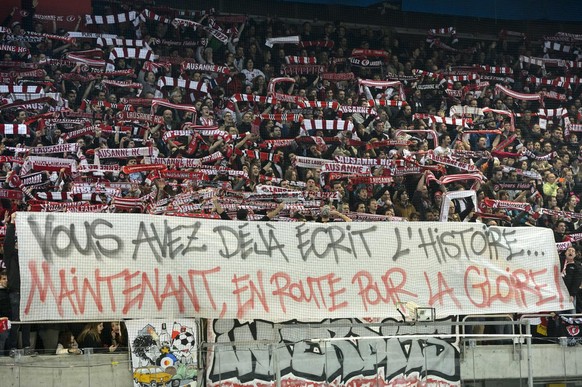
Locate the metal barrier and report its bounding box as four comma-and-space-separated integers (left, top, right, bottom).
4, 315, 582, 386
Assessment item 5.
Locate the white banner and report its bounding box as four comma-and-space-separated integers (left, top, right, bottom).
16, 213, 568, 321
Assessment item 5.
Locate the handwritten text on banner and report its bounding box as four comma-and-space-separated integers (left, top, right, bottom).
16, 213, 568, 321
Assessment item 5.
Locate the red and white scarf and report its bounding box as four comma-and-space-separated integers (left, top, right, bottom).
320, 163, 370, 175
95, 147, 157, 160
109, 47, 156, 63
230, 94, 273, 104
180, 62, 230, 74
272, 93, 304, 104
84, 11, 138, 25
116, 111, 164, 125
413, 113, 472, 128
321, 72, 355, 81
156, 76, 209, 93
171, 18, 228, 44
0, 44, 29, 54
22, 156, 77, 174
338, 105, 377, 115
427, 27, 458, 44
258, 113, 302, 122
482, 198, 532, 213
11, 143, 78, 155
426, 152, 478, 172
281, 64, 326, 75
151, 99, 198, 116
0, 84, 43, 93
0, 124, 27, 135
101, 79, 143, 89
297, 100, 339, 110
480, 65, 513, 75
96, 38, 147, 47
367, 99, 407, 107
302, 119, 354, 132
359, 79, 405, 100
285, 56, 317, 64
267, 77, 295, 96
495, 84, 542, 102
292, 156, 330, 169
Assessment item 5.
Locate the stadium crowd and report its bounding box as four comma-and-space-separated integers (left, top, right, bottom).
0, 0, 582, 353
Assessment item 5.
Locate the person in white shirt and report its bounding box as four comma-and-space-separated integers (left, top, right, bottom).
241, 59, 265, 87
433, 133, 452, 156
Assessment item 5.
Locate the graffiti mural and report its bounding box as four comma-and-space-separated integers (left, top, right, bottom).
127, 319, 198, 387
206, 318, 460, 386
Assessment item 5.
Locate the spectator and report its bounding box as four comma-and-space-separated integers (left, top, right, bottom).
77, 322, 118, 353
55, 331, 81, 355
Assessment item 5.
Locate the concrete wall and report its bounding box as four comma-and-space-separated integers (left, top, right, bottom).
0, 353, 133, 387
461, 343, 582, 382
0, 344, 581, 386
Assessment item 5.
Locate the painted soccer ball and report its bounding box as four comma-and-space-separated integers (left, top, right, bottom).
171, 331, 195, 360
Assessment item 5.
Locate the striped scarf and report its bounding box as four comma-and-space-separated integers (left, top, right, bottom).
285, 56, 317, 64
426, 152, 478, 172
526, 76, 575, 88
0, 84, 42, 93
543, 41, 580, 56
140, 9, 173, 25
367, 99, 407, 107
427, 27, 458, 45
84, 11, 139, 25
245, 150, 281, 163
359, 79, 405, 100
297, 100, 339, 110
301, 119, 354, 132
109, 47, 156, 63
480, 65, 513, 74
413, 113, 472, 128
96, 38, 147, 47
0, 124, 27, 135
66, 50, 106, 68
539, 208, 582, 220
230, 94, 273, 104
156, 76, 209, 93
258, 113, 302, 122
267, 77, 295, 96
151, 99, 198, 116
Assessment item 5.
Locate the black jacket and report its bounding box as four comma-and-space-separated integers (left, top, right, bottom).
563, 261, 582, 298
3, 224, 19, 293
